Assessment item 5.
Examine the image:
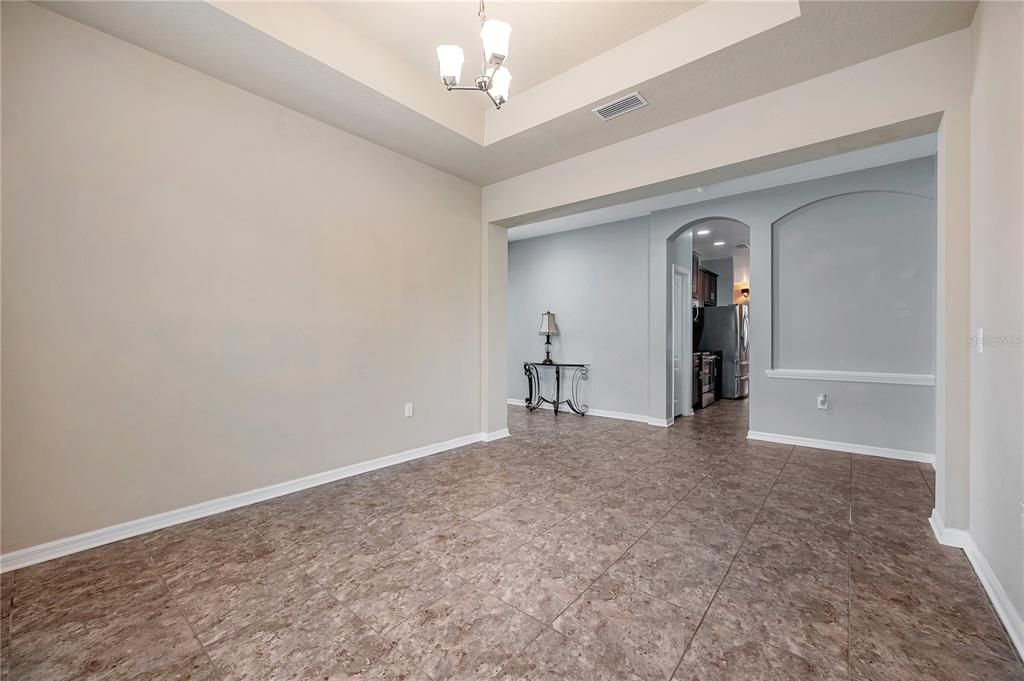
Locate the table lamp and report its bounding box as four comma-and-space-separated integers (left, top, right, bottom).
538, 311, 559, 364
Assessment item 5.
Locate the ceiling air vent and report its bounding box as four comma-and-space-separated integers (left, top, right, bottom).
592, 92, 648, 121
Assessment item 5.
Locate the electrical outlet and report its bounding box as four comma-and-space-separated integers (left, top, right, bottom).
404, 402, 414, 418
817, 393, 829, 410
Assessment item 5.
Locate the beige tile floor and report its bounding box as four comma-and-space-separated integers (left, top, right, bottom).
2, 401, 1022, 680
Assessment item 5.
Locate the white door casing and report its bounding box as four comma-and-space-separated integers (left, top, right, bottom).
672, 268, 690, 418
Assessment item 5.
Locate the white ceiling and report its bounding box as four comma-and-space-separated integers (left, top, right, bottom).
690, 220, 750, 260
507, 133, 938, 240
41, 1, 976, 185
316, 2, 700, 101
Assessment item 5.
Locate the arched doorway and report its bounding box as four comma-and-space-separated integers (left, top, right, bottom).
667, 217, 751, 419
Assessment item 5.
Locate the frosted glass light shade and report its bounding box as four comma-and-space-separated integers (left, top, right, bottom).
436, 45, 464, 84
480, 19, 511, 65
489, 67, 512, 104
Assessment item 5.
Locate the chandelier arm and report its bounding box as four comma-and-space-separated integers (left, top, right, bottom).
440, 82, 501, 109
484, 88, 503, 110
437, 0, 502, 110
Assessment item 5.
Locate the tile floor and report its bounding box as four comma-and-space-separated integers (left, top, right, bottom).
2, 401, 1022, 680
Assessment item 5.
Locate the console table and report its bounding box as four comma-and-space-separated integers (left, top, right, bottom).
523, 362, 590, 415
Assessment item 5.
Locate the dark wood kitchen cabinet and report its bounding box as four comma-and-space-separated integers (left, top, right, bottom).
697, 267, 718, 306
690, 253, 718, 306
691, 252, 700, 296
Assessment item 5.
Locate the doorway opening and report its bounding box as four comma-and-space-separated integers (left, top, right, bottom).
669, 218, 751, 419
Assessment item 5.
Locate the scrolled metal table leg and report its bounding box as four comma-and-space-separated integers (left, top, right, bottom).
566, 366, 590, 415
554, 366, 561, 414
523, 363, 533, 409
524, 363, 542, 411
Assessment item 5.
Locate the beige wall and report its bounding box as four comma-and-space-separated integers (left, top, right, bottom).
481, 31, 969, 225
968, 0, 1024, 620
0, 3, 482, 553
480, 222, 508, 435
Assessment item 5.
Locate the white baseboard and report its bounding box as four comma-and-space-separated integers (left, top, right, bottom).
508, 398, 662, 426
0, 431, 487, 573
481, 428, 510, 442
747, 430, 935, 465
928, 509, 970, 548
930, 510, 1024, 658
646, 417, 673, 427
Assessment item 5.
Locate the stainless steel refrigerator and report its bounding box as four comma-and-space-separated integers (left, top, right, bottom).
697, 304, 749, 399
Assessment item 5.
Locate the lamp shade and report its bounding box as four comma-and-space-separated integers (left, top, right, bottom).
436, 45, 465, 84
480, 19, 511, 65
488, 67, 512, 104
537, 311, 559, 336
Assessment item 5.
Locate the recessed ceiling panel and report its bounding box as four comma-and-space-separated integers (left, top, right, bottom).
39, 1, 977, 185
315, 1, 700, 101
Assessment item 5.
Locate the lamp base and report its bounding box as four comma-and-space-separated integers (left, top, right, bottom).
541, 358, 554, 365
542, 335, 554, 364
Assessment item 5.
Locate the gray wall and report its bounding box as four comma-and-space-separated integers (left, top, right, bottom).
507, 217, 650, 416
510, 157, 937, 454
772, 191, 936, 373
649, 157, 937, 454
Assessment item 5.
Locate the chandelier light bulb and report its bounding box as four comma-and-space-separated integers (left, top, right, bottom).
488, 67, 512, 105
436, 45, 465, 86
480, 19, 512, 66
436, 3, 510, 110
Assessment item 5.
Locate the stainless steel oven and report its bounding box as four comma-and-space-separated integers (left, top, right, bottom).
700, 352, 716, 408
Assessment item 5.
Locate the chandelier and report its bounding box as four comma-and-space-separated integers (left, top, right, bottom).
435, 1, 512, 109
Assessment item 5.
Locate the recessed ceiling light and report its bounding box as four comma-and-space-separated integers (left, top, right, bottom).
696, 229, 710, 235
713, 241, 726, 246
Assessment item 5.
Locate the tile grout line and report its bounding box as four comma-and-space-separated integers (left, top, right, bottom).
916, 461, 935, 497
243, 515, 444, 680
234, 429, 584, 676
138, 540, 222, 679
531, 432, 759, 678
848, 466, 1024, 671
666, 443, 797, 681
432, 429, 696, 668
374, 555, 554, 679
249, 475, 568, 677
455, 432, 698, 649
538, 439, 722, 630
446, 428, 728, 679
848, 448, 854, 681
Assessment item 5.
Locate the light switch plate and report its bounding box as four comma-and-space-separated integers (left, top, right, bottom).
404, 402, 414, 418
817, 394, 829, 410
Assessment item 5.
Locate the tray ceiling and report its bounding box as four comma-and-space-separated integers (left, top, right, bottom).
40, 1, 977, 185
316, 2, 701, 101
